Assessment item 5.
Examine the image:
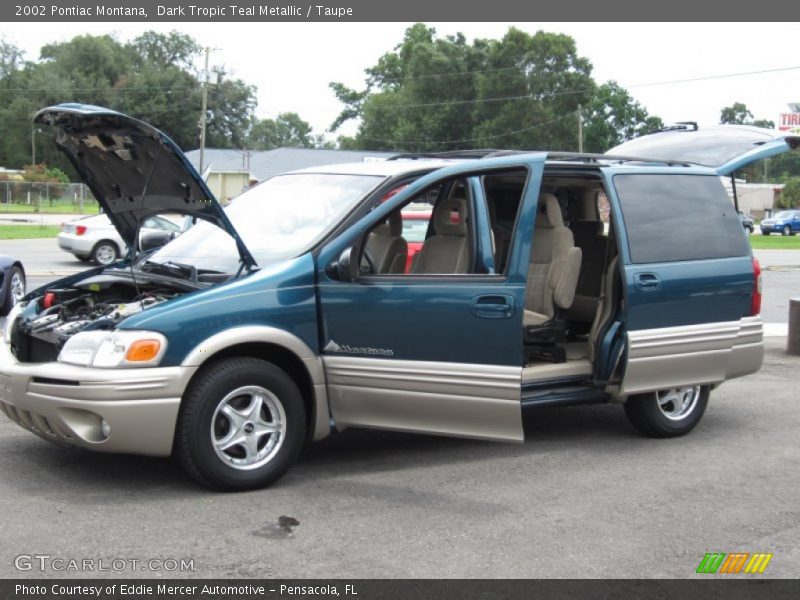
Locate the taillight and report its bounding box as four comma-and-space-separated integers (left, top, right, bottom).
750, 258, 762, 316
75, 225, 87, 235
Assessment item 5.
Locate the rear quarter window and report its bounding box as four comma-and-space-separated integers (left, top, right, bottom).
614, 174, 749, 263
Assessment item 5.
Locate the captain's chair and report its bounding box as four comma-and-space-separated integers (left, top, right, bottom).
523, 193, 582, 362
411, 186, 471, 274
365, 211, 408, 274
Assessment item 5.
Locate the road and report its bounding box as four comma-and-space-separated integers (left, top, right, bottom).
0, 336, 798, 578
0, 238, 798, 578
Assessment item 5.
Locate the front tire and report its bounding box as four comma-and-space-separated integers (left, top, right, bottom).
783, 225, 792, 237
0, 266, 25, 316
623, 385, 709, 438
175, 357, 306, 491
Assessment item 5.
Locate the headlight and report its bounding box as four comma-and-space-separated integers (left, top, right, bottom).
58, 330, 167, 368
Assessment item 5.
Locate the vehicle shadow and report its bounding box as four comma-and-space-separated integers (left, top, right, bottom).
0, 400, 745, 499
0, 403, 643, 497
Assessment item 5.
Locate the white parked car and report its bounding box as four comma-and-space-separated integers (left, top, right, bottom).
58, 213, 183, 265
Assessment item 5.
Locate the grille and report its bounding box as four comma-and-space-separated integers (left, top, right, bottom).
10, 329, 60, 364
0, 400, 73, 440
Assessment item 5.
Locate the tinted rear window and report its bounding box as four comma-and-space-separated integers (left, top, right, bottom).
614, 174, 749, 263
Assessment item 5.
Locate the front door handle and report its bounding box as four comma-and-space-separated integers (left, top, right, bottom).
635, 272, 661, 291
471, 294, 515, 319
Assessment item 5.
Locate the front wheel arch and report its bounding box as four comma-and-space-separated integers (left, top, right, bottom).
179, 342, 319, 446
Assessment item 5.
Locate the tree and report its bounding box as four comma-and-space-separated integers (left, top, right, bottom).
720, 102, 774, 129
778, 177, 800, 209
330, 25, 661, 152
582, 81, 663, 153
247, 112, 313, 149
0, 32, 260, 173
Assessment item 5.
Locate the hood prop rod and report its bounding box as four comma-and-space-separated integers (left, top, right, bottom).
128, 141, 166, 303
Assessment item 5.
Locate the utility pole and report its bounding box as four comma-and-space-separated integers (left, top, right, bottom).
31, 121, 36, 166
577, 104, 583, 153
198, 46, 210, 174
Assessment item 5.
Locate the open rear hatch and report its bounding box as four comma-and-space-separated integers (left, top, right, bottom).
608, 123, 800, 175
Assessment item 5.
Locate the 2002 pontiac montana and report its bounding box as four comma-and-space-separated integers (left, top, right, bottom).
1, 105, 796, 489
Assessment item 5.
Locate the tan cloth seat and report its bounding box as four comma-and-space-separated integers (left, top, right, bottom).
411, 187, 470, 274
365, 211, 407, 274
524, 194, 582, 326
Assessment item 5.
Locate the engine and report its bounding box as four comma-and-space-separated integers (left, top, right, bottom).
10, 273, 179, 363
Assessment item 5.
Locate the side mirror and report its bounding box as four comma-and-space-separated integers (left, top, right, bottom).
327, 246, 359, 281
140, 231, 175, 252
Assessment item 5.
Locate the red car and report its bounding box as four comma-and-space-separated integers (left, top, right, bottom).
400, 210, 431, 273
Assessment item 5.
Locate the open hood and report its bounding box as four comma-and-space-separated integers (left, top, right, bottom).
608, 124, 800, 175
35, 104, 256, 268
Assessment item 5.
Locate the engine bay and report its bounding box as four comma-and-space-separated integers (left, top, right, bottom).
11, 273, 183, 363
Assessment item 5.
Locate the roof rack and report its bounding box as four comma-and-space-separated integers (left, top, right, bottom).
654, 121, 699, 133
546, 152, 691, 167
387, 148, 691, 167
387, 149, 503, 160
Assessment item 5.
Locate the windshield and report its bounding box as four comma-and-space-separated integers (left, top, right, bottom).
149, 172, 383, 273
775, 211, 792, 219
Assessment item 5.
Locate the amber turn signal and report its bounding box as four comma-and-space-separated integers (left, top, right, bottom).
125, 339, 162, 362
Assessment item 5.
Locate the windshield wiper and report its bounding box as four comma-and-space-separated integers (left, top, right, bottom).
140, 260, 197, 281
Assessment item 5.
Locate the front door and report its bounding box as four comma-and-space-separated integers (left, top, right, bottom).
315, 160, 542, 441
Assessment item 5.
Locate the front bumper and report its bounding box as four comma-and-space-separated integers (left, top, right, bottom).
0, 338, 196, 456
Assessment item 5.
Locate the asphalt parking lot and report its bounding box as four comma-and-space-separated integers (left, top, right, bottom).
0, 239, 799, 578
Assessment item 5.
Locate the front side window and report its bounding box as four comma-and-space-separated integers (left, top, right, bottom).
614, 174, 749, 264
362, 178, 477, 276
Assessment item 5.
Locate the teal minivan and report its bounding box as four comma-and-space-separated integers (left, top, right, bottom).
0, 107, 796, 489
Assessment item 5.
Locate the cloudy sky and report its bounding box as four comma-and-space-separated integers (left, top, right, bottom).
3, 22, 798, 141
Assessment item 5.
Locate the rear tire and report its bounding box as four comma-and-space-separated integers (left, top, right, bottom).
175, 357, 306, 491
91, 240, 119, 265
623, 385, 709, 438
783, 225, 791, 237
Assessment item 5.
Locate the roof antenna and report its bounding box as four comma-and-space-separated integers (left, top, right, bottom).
129, 141, 165, 308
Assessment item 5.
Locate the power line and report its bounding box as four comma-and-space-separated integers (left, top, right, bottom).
362, 65, 800, 112
358, 110, 580, 146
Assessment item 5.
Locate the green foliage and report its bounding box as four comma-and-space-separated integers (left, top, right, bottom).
0, 33, 258, 173
582, 81, 663, 153
778, 177, 800, 209
248, 112, 313, 149
719, 101, 774, 129
20, 163, 69, 183
330, 25, 661, 152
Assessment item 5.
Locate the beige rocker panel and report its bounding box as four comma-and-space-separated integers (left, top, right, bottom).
323, 356, 524, 442
621, 316, 764, 396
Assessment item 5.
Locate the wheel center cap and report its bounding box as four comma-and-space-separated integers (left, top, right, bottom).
243, 422, 255, 434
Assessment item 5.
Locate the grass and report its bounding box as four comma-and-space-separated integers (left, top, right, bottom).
0, 202, 99, 214
0, 224, 60, 239
749, 235, 800, 250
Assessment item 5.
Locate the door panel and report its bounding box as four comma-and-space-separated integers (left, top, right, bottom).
606, 171, 763, 395
315, 159, 544, 441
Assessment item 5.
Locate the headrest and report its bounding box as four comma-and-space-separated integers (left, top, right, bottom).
434, 194, 468, 236
571, 220, 603, 240
535, 193, 564, 229
372, 210, 403, 237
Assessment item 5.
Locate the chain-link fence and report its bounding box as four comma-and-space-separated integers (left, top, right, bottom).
0, 181, 99, 214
